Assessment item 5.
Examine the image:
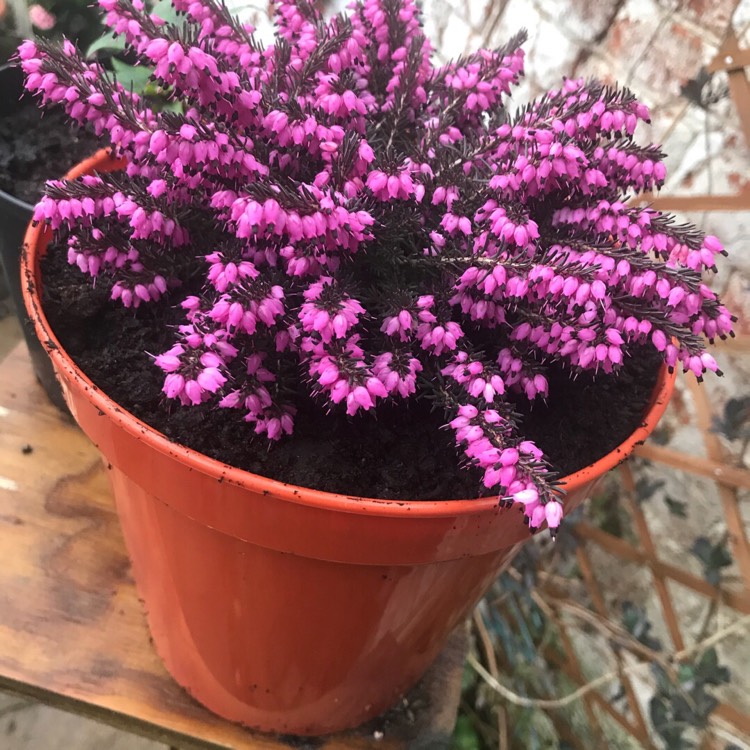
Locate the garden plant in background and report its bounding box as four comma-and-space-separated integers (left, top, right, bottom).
16, 0, 735, 531
0, 0, 103, 54
0, 0, 110, 404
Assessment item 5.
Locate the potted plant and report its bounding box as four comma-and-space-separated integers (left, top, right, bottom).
0, 62, 98, 409
0, 0, 168, 408
17, 0, 734, 737
0, 0, 105, 408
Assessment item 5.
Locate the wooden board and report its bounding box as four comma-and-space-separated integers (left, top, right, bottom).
0, 343, 466, 750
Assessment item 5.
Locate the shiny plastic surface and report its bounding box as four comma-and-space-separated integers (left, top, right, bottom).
21, 151, 677, 735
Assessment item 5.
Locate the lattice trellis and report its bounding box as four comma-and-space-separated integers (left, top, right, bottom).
471, 370, 750, 748
469, 28, 750, 750
545, 28, 750, 748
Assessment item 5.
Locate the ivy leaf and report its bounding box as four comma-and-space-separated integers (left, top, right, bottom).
677, 663, 694, 685
692, 690, 719, 723
622, 601, 662, 652
650, 663, 672, 692
649, 694, 686, 747
648, 694, 668, 730
695, 647, 731, 686
151, 0, 183, 26
690, 537, 733, 587
664, 495, 687, 518
111, 59, 154, 95
635, 476, 665, 502
86, 33, 127, 59
452, 715, 482, 750
158, 99, 184, 114
712, 396, 750, 440
648, 645, 729, 746
698, 646, 718, 673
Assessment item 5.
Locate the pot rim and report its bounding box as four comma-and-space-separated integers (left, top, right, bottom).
21, 149, 677, 519
0, 187, 34, 213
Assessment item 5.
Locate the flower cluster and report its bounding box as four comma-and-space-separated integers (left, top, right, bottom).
19, 0, 734, 536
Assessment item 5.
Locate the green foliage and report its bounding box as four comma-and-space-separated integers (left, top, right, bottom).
453, 715, 482, 750
635, 475, 666, 503
589, 477, 633, 540
456, 570, 592, 750
86, 0, 180, 58
457, 540, 733, 749
86, 32, 127, 59
86, 0, 182, 112
690, 536, 733, 587
663, 495, 688, 519
712, 395, 750, 442
111, 57, 153, 92
649, 648, 730, 749
621, 601, 662, 652
150, 0, 181, 24
85, 0, 181, 110
712, 395, 750, 463
510, 707, 559, 750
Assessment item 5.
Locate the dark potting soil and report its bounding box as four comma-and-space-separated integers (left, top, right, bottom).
40, 240, 662, 501
0, 100, 101, 204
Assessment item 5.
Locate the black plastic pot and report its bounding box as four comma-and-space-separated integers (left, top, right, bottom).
0, 64, 67, 411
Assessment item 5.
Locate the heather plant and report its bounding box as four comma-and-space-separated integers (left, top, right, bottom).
17, 0, 735, 535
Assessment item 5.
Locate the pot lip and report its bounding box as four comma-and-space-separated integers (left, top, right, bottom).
22, 149, 677, 518
0, 187, 34, 212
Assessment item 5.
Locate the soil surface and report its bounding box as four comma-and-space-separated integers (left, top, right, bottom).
41, 241, 662, 500
0, 98, 100, 204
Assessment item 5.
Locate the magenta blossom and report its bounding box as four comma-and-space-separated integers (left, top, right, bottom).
19, 0, 735, 538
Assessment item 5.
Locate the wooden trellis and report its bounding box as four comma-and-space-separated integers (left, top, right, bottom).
535, 426, 750, 748
483, 29, 750, 749
473, 364, 750, 748
634, 29, 750, 214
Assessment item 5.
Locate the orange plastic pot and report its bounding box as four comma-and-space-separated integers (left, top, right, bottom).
22, 150, 676, 736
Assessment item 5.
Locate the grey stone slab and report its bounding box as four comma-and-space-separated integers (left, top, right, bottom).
0, 695, 167, 750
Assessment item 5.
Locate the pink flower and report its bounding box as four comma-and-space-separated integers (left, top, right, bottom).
20, 0, 732, 538
29, 4, 56, 30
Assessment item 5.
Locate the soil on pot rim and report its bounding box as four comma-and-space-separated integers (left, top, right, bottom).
0, 101, 101, 205
40, 240, 662, 501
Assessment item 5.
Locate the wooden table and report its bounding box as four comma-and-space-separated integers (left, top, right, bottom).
0, 343, 467, 750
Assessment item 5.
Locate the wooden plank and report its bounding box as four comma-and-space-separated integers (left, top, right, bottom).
707, 40, 750, 74
0, 343, 466, 750
714, 702, 750, 739
620, 465, 686, 652
633, 444, 750, 492
707, 31, 750, 149
630, 187, 750, 213
574, 524, 750, 615
0, 314, 22, 362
